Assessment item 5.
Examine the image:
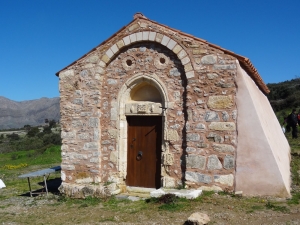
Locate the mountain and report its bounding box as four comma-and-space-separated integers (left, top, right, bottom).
0, 96, 60, 130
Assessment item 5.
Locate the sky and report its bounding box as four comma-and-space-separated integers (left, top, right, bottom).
1, 0, 300, 101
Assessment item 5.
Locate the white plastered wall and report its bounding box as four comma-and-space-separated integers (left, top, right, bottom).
235, 60, 291, 197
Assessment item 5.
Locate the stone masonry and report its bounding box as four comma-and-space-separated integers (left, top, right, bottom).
56, 13, 289, 197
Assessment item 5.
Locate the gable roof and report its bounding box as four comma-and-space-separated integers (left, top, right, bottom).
56, 13, 270, 95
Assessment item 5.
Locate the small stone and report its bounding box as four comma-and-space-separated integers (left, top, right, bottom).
222, 111, 229, 121
169, 68, 181, 76
205, 111, 220, 122
207, 73, 218, 80
187, 133, 201, 142
187, 212, 210, 225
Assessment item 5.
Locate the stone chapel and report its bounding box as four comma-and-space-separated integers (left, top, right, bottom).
56, 13, 291, 197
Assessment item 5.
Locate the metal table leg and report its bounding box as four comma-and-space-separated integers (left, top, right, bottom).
43, 175, 48, 196
27, 177, 32, 197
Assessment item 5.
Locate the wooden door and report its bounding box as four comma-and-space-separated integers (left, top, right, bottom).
127, 116, 162, 188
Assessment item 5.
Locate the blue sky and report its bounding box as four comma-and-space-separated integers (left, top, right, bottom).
1, 0, 299, 101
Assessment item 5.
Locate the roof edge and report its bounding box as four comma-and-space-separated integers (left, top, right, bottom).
55, 14, 270, 95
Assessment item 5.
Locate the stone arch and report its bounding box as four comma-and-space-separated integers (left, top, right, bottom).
99, 31, 195, 80
116, 73, 170, 184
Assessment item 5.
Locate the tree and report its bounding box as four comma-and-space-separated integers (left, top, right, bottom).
27, 127, 40, 137
7, 133, 19, 141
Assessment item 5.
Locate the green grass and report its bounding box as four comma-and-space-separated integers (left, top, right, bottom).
265, 201, 290, 213
0, 145, 61, 196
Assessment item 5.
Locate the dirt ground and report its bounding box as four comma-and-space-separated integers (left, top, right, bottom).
1, 180, 300, 225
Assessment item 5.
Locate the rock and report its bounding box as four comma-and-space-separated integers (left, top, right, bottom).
186, 212, 210, 225
128, 196, 141, 201
150, 189, 165, 198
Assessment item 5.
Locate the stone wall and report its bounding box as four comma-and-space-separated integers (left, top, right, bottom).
58, 16, 239, 195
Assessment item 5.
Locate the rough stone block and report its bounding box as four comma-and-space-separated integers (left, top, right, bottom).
222, 111, 229, 121
89, 157, 99, 163
83, 142, 98, 150
110, 151, 117, 164
201, 54, 217, 64
187, 133, 201, 142
86, 55, 99, 63
212, 144, 235, 153
207, 73, 218, 79
224, 155, 235, 169
108, 129, 118, 138
166, 129, 179, 141
186, 71, 195, 79
185, 171, 212, 184
89, 117, 99, 127
207, 95, 233, 109
62, 165, 75, 171
186, 155, 206, 169
111, 108, 117, 121
207, 155, 222, 170
214, 174, 234, 186
107, 79, 117, 85
207, 132, 224, 143
61, 131, 76, 139
195, 123, 206, 130
128, 23, 139, 31
163, 176, 176, 188
169, 68, 181, 77
78, 133, 89, 140
72, 98, 83, 105
187, 212, 210, 225
205, 111, 220, 122
59, 69, 74, 79
214, 64, 236, 70
209, 122, 236, 131
186, 147, 196, 153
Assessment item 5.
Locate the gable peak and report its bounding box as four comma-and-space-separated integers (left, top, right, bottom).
134, 12, 147, 19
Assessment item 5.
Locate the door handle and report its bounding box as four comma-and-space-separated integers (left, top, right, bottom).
136, 151, 143, 161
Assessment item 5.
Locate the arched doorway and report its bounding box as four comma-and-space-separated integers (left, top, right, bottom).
117, 73, 169, 189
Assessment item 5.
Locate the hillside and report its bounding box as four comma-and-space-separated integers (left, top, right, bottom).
0, 96, 60, 130
267, 78, 300, 111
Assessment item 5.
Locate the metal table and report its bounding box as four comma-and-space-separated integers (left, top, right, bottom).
18, 166, 61, 197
